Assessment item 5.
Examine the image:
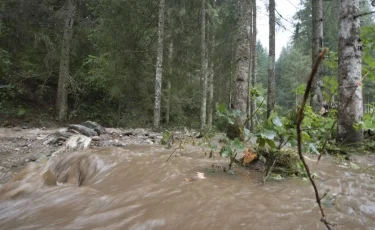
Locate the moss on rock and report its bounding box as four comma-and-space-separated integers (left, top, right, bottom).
261, 148, 301, 177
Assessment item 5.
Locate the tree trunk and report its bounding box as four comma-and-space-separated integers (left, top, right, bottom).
56, 0, 76, 121
250, 0, 257, 131
229, 38, 234, 107
200, 0, 208, 130
165, 39, 173, 127
166, 79, 171, 126
233, 0, 251, 115
337, 0, 363, 145
153, 0, 166, 129
227, 0, 251, 140
267, 0, 276, 118
310, 0, 324, 113
207, 0, 216, 128
247, 0, 253, 130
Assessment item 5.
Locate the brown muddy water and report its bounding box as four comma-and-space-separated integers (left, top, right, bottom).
0, 145, 374, 230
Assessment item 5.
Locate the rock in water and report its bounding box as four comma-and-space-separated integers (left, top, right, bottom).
68, 124, 98, 137
65, 135, 92, 150
51, 135, 92, 157
81, 121, 106, 135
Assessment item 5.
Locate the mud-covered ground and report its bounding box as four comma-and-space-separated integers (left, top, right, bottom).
0, 126, 165, 184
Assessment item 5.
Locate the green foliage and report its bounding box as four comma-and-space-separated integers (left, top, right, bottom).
215, 103, 241, 125
275, 45, 311, 112
0, 48, 11, 77
219, 138, 246, 158
161, 130, 174, 147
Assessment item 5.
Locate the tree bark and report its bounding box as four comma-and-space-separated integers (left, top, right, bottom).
267, 0, 276, 118
310, 0, 324, 113
166, 79, 171, 126
56, 0, 76, 121
250, 0, 257, 131
229, 38, 235, 107
337, 0, 363, 144
233, 0, 251, 116
227, 0, 251, 140
165, 39, 173, 127
200, 0, 208, 130
153, 0, 166, 129
207, 0, 216, 128
247, 0, 253, 130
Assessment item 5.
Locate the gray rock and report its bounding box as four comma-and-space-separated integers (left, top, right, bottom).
92, 136, 101, 141
81, 121, 106, 135
51, 134, 92, 157
68, 124, 98, 137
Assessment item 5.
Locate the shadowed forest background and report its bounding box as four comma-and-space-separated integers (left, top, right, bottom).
0, 0, 374, 129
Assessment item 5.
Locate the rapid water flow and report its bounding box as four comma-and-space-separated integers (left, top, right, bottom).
0, 145, 374, 230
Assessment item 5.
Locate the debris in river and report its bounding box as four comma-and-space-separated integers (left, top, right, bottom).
196, 172, 206, 179
185, 177, 193, 182
242, 148, 257, 166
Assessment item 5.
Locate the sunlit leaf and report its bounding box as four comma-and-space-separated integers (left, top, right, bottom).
260, 130, 277, 140
272, 116, 283, 127
301, 131, 311, 141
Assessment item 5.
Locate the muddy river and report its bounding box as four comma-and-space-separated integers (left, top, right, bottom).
0, 145, 374, 230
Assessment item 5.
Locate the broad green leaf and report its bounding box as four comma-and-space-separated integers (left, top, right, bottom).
244, 128, 251, 139
232, 138, 245, 150
257, 137, 266, 147
266, 139, 277, 149
272, 116, 283, 127
301, 131, 311, 141
220, 147, 232, 157
260, 130, 277, 140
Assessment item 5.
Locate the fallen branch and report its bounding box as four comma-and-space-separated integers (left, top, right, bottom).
263, 158, 277, 184
166, 141, 183, 162
297, 49, 333, 230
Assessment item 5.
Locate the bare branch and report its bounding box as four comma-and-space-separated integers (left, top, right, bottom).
354, 11, 375, 19
297, 49, 333, 230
